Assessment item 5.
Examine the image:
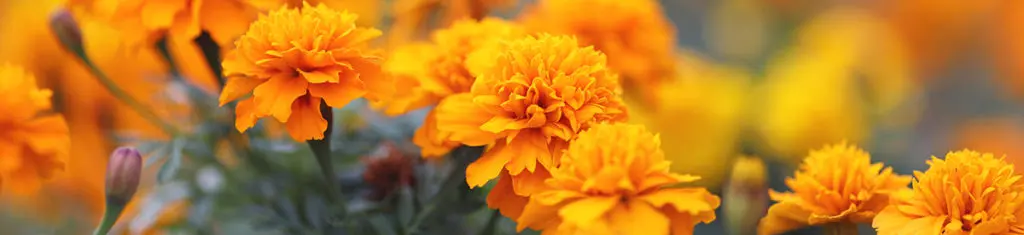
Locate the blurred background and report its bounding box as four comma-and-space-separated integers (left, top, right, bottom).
0, 0, 1022, 234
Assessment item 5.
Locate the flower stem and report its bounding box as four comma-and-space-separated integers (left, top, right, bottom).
307, 103, 346, 215
67, 43, 181, 136
823, 222, 859, 235
92, 198, 127, 235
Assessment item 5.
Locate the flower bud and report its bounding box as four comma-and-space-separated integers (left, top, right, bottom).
49, 9, 85, 56
106, 147, 142, 203
724, 156, 768, 235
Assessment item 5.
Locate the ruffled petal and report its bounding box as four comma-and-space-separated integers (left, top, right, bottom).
465, 141, 512, 188
284, 96, 328, 141
219, 77, 264, 105
308, 72, 366, 108
558, 196, 620, 229
252, 74, 309, 122
435, 94, 498, 146
234, 98, 259, 132
608, 200, 669, 235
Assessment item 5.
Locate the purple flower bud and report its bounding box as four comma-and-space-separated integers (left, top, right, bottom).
106, 147, 142, 203
49, 9, 84, 55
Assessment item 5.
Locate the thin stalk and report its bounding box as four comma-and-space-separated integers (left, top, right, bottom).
307, 103, 346, 215
92, 198, 127, 235
75, 50, 181, 136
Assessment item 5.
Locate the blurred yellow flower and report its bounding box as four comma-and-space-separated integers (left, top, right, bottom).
759, 143, 910, 235
516, 123, 720, 234
756, 8, 920, 162
628, 52, 748, 188
873, 150, 1024, 234
388, 0, 516, 45
519, 0, 677, 95
220, 3, 392, 141
381, 18, 525, 157
0, 65, 69, 195
433, 34, 628, 215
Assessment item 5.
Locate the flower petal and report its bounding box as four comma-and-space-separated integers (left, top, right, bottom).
412, 110, 459, 158
219, 77, 264, 105
557, 196, 619, 229
435, 94, 497, 146
308, 73, 366, 108
253, 74, 308, 122
351, 59, 393, 102
639, 188, 720, 215
511, 166, 551, 196
465, 141, 512, 188
284, 96, 328, 141
235, 98, 259, 132
608, 200, 669, 235
758, 199, 813, 235
487, 171, 529, 220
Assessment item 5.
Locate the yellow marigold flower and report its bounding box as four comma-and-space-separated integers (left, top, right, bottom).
515, 123, 719, 234
519, 0, 677, 92
873, 150, 1024, 234
219, 3, 392, 141
68, 0, 262, 45
0, 64, 69, 194
433, 34, 628, 214
759, 143, 910, 235
381, 18, 525, 157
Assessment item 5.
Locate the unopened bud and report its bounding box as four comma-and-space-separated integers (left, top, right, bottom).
49, 9, 85, 56
106, 147, 142, 203
724, 156, 768, 235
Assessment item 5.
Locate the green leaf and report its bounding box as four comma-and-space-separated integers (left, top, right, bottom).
396, 186, 415, 227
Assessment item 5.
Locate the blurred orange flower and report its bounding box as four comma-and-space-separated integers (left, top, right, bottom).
433, 34, 628, 216
388, 0, 516, 45
0, 65, 69, 195
220, 3, 392, 141
874, 150, 1024, 234
67, 0, 262, 46
516, 123, 720, 234
759, 143, 910, 234
519, 0, 677, 95
381, 17, 525, 157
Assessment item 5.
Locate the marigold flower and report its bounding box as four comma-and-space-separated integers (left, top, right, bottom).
0, 64, 69, 194
519, 0, 677, 92
759, 143, 910, 235
388, 0, 517, 45
515, 123, 719, 234
434, 33, 627, 189
873, 150, 1024, 234
381, 18, 525, 157
362, 143, 416, 200
219, 3, 392, 141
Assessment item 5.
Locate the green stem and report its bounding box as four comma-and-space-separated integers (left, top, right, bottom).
477, 210, 501, 235
92, 198, 127, 235
71, 46, 181, 136
307, 103, 346, 214
404, 146, 484, 235
823, 222, 858, 235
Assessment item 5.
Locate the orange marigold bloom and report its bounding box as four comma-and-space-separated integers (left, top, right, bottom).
873, 150, 1024, 234
388, 0, 517, 45
515, 123, 719, 234
68, 0, 262, 45
519, 0, 677, 92
381, 18, 525, 157
436, 34, 627, 184
0, 64, 69, 194
759, 143, 911, 235
434, 34, 628, 216
219, 3, 392, 141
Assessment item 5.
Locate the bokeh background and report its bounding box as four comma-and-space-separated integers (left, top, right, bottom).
1, 0, 1022, 234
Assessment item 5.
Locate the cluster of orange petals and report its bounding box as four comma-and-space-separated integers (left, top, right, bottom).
0, 65, 69, 194
514, 123, 719, 234
758, 143, 911, 234
219, 3, 392, 141
519, 0, 677, 91
381, 17, 525, 157
873, 150, 1024, 234
431, 34, 628, 217
66, 0, 275, 45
